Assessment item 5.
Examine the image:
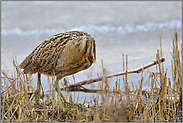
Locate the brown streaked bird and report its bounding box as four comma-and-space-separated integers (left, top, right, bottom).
19, 31, 96, 102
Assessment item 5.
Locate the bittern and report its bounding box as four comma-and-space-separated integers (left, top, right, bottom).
19, 31, 96, 102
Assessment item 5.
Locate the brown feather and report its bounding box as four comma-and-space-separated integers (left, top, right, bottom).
19, 31, 96, 80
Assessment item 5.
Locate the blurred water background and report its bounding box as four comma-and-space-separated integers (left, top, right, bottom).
1, 1, 182, 102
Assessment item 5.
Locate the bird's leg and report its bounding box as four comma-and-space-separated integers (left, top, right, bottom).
35, 73, 41, 101
30, 73, 41, 102
53, 79, 66, 103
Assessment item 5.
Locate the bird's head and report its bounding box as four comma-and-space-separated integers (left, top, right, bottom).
79, 36, 96, 63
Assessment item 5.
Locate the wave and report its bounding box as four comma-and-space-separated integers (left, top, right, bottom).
1, 20, 181, 36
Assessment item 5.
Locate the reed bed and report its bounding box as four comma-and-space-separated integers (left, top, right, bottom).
1, 29, 182, 122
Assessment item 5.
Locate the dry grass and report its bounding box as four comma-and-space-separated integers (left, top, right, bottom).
1, 29, 182, 122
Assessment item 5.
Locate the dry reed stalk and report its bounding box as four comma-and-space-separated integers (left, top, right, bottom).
125, 55, 130, 106
151, 72, 155, 122
156, 50, 162, 121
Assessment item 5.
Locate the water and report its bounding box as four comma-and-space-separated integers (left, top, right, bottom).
1, 1, 182, 102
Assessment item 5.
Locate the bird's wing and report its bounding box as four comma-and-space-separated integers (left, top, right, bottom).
19, 34, 70, 73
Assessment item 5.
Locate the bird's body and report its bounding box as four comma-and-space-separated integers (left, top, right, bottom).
20, 31, 96, 80
20, 31, 96, 102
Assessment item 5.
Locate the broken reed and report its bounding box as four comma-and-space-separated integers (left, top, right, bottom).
1, 30, 182, 122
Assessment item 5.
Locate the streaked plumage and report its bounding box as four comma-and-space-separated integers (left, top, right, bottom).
20, 31, 96, 79
20, 31, 96, 102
